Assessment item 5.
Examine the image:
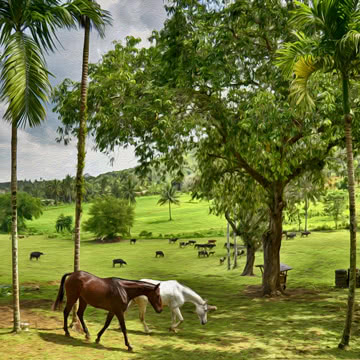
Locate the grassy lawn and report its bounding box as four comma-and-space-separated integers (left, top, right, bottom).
1, 196, 360, 359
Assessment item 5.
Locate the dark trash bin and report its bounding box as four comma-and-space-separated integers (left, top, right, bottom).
335, 269, 348, 288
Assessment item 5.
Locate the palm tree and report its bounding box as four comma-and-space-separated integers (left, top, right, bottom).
277, 0, 360, 348
0, 0, 83, 333
72, 0, 110, 326
157, 183, 180, 221
121, 177, 137, 205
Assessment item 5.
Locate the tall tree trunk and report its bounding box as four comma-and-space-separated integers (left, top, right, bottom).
262, 185, 284, 296
339, 75, 357, 349
11, 122, 21, 333
169, 201, 172, 221
241, 243, 256, 276
72, 17, 90, 327
226, 222, 231, 270
304, 196, 308, 232
233, 221, 238, 269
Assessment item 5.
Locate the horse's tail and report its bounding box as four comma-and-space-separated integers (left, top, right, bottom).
52, 272, 72, 311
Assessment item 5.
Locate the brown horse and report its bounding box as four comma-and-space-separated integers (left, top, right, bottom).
52, 270, 162, 351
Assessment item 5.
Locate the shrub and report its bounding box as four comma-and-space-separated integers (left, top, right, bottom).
55, 214, 73, 233
139, 230, 152, 237
83, 196, 134, 238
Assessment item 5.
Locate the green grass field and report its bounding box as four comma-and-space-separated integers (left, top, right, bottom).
1, 195, 360, 359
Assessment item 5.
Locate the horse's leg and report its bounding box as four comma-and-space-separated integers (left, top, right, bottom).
136, 296, 151, 333
63, 296, 78, 337
77, 297, 90, 340
116, 310, 132, 351
170, 307, 184, 332
96, 312, 114, 344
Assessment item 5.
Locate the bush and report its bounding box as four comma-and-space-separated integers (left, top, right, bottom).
139, 230, 152, 237
83, 196, 134, 238
55, 214, 73, 233
0, 192, 42, 233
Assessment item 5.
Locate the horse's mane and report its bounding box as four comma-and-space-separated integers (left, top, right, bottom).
111, 277, 158, 290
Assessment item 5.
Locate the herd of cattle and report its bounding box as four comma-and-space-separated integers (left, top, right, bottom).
30, 230, 310, 267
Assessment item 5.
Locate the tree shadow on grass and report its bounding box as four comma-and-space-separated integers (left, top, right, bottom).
38, 331, 128, 353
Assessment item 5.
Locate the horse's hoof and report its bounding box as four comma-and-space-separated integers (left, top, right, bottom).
127, 346, 133, 352
169, 327, 178, 333
85, 335, 91, 341
95, 338, 100, 344
65, 333, 71, 337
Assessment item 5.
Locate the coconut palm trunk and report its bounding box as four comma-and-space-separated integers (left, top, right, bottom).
11, 122, 20, 333
72, 16, 90, 327
339, 74, 357, 349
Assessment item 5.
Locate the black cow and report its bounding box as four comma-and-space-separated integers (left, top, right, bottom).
198, 250, 209, 258
179, 241, 187, 248
219, 256, 226, 265
30, 252, 44, 260
155, 251, 165, 257
301, 231, 311, 237
286, 232, 297, 240
187, 240, 196, 246
223, 243, 234, 249
130, 238, 137, 244
169, 238, 178, 244
113, 258, 127, 267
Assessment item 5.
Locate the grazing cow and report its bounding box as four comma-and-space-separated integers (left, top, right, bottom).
282, 231, 288, 237
301, 231, 311, 237
179, 241, 187, 248
223, 243, 234, 249
205, 244, 216, 250
208, 251, 215, 256
198, 250, 209, 258
207, 239, 216, 244
30, 251, 44, 260
169, 238, 178, 244
130, 238, 137, 244
18, 235, 25, 239
286, 232, 297, 240
187, 240, 196, 246
195, 244, 207, 250
113, 258, 127, 267
219, 257, 226, 265
155, 251, 165, 258
233, 249, 245, 257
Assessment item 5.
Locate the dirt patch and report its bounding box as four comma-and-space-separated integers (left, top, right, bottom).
243, 285, 323, 300
0, 299, 60, 330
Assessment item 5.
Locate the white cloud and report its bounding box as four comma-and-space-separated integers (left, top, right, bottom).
0, 0, 166, 182
0, 122, 137, 182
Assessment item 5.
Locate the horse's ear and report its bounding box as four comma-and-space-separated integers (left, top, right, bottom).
154, 283, 160, 290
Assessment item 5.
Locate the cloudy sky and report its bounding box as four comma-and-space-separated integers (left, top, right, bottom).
0, 0, 168, 182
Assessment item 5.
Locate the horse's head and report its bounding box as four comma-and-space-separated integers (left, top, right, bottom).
196, 301, 217, 325
147, 283, 163, 313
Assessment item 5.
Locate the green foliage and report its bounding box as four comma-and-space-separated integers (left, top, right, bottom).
55, 214, 73, 233
83, 196, 134, 238
0, 192, 42, 232
323, 190, 347, 230
139, 230, 152, 237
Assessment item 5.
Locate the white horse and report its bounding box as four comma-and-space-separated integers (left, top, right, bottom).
129, 279, 217, 333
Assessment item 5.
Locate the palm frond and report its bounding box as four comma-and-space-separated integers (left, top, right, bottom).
66, 0, 112, 38
276, 31, 317, 77
0, 32, 51, 127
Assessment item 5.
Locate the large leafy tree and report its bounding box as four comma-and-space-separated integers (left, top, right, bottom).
52, 1, 341, 296
277, 0, 360, 347
194, 171, 268, 276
